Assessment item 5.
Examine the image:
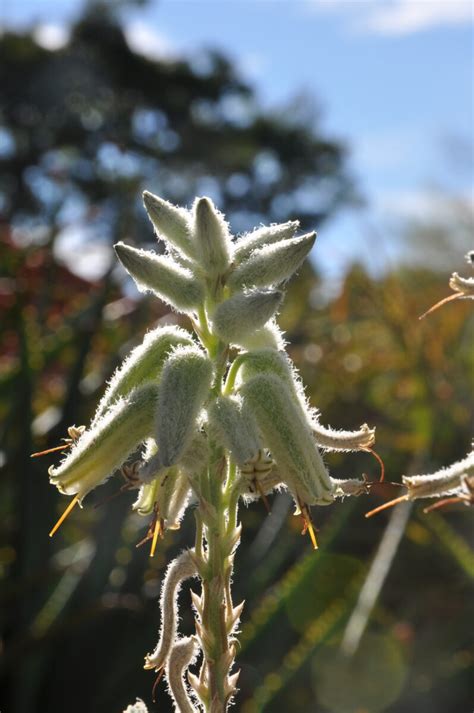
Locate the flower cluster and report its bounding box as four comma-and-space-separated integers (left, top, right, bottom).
48, 193, 374, 537
46, 193, 377, 711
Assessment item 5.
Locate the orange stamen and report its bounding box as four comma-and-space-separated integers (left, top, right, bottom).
49, 495, 80, 537
305, 518, 318, 550
152, 667, 165, 702
365, 494, 408, 518
299, 503, 318, 550
150, 517, 162, 558
31, 443, 72, 458
423, 496, 464, 513
363, 447, 386, 483
419, 293, 460, 320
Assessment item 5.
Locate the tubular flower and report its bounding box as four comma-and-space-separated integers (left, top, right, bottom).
49, 384, 158, 502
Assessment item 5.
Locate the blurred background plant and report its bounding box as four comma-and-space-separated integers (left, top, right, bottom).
0, 2, 473, 712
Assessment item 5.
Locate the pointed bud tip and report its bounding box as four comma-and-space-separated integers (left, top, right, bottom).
196, 195, 213, 210
114, 241, 129, 256
142, 190, 162, 209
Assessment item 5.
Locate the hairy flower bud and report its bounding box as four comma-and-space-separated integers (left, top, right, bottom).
145, 550, 197, 672
228, 232, 316, 290
178, 431, 208, 479
449, 271, 474, 296
193, 196, 231, 276
142, 191, 195, 259
208, 395, 261, 466
49, 385, 157, 501
234, 320, 286, 351
312, 422, 376, 452
166, 637, 199, 713
123, 700, 149, 713
212, 290, 283, 344
114, 242, 204, 313
403, 449, 474, 500
233, 220, 299, 264
134, 466, 191, 530
94, 326, 193, 422
332, 477, 371, 498
156, 346, 213, 468
235, 347, 311, 420
241, 373, 334, 506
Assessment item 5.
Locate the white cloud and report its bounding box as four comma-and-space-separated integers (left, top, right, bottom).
124, 21, 177, 61
359, 0, 473, 36
376, 186, 474, 221
309, 0, 473, 36
33, 22, 70, 50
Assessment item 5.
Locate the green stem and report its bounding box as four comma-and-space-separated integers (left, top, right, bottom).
191, 308, 241, 712
199, 453, 233, 710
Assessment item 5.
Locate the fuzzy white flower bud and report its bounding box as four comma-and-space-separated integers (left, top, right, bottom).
156, 346, 213, 468
93, 326, 193, 422
144, 550, 197, 671
193, 196, 232, 276
228, 232, 316, 290
449, 272, 474, 297
233, 220, 299, 264
114, 242, 204, 313
208, 395, 261, 466
133, 467, 191, 531
312, 422, 376, 452
143, 191, 195, 259
165, 637, 199, 713
403, 450, 474, 500
234, 320, 286, 351
49, 385, 157, 501
212, 290, 283, 344
241, 373, 334, 506
236, 348, 311, 422
122, 699, 149, 713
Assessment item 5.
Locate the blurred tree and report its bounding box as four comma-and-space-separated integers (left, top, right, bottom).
0, 1, 355, 270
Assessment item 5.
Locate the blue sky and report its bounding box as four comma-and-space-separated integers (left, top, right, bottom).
1, 0, 473, 278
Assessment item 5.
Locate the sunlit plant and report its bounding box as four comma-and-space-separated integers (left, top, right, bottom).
43, 192, 384, 712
